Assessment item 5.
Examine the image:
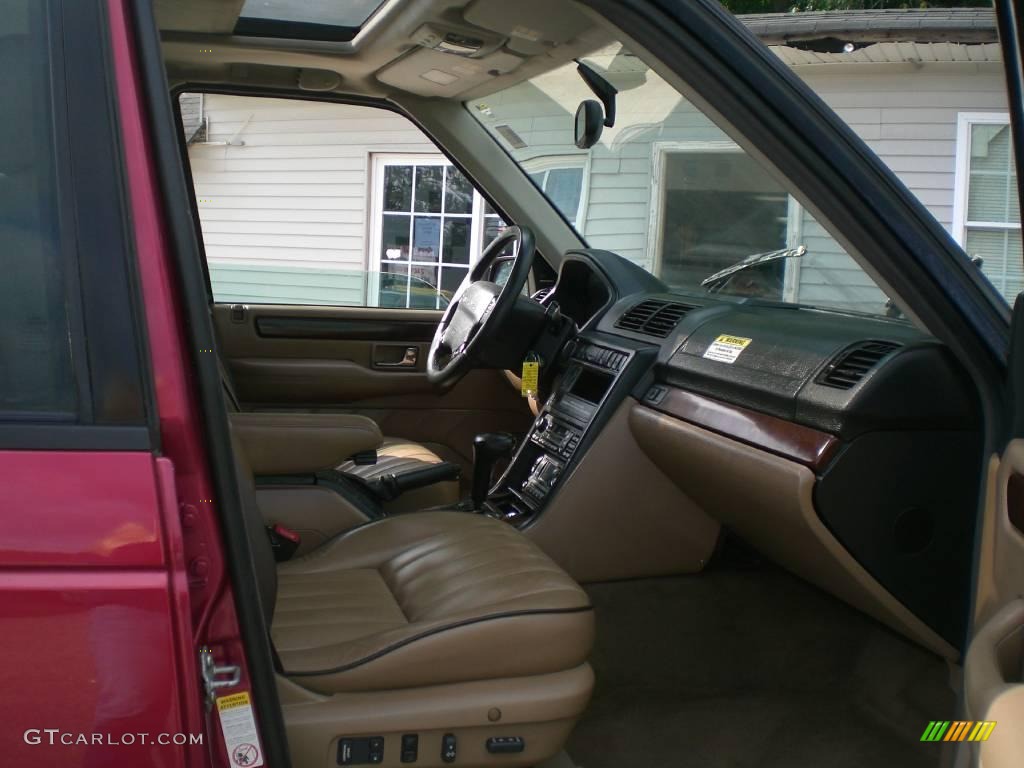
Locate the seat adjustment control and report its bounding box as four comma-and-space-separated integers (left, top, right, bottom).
400, 734, 418, 763
441, 733, 457, 763
338, 736, 384, 764
486, 736, 525, 754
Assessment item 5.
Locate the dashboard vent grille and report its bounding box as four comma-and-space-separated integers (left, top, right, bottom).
531, 287, 553, 303
817, 340, 901, 390
615, 299, 694, 337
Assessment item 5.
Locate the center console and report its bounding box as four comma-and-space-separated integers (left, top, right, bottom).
488, 337, 634, 523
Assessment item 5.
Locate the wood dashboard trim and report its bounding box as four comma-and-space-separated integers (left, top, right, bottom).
647, 387, 839, 471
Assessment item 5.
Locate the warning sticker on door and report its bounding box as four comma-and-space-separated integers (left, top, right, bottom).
217, 692, 264, 767
703, 335, 752, 364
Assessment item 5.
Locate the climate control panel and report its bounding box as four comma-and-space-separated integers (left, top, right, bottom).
530, 413, 582, 461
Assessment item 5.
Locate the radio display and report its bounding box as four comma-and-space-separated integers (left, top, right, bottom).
570, 367, 614, 404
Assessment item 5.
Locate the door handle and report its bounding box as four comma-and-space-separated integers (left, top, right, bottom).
376, 346, 419, 368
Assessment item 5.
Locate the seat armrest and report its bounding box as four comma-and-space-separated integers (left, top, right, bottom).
230, 412, 383, 475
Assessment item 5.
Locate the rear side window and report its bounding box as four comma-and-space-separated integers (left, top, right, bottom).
0, 0, 76, 418
0, 0, 151, 446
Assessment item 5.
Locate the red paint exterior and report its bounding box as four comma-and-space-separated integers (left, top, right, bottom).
109, 0, 257, 761
0, 451, 164, 567
0, 2, 254, 766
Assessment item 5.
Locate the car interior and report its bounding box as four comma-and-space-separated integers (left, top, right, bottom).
151, 1, 1021, 767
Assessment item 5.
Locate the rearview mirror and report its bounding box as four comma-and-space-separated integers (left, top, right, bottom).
574, 100, 604, 149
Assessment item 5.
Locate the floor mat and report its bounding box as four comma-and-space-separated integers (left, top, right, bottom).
567, 566, 955, 768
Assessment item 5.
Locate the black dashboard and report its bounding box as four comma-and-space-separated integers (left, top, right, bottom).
514, 248, 982, 650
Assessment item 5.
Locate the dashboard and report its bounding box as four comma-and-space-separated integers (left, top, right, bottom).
499, 248, 982, 656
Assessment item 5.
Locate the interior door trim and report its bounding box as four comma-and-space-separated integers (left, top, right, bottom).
255, 316, 437, 342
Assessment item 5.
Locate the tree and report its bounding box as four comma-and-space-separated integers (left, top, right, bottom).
720, 0, 991, 12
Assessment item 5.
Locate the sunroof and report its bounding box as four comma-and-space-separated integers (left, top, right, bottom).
235, 0, 387, 42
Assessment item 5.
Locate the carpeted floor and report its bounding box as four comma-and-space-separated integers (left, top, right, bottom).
567, 564, 955, 768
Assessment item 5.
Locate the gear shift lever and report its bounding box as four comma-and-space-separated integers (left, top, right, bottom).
471, 433, 516, 510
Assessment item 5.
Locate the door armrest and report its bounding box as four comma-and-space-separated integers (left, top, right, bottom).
230, 412, 383, 475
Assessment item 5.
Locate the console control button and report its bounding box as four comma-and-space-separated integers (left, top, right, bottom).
338, 737, 384, 765
400, 734, 418, 763
486, 736, 525, 754
441, 733, 457, 763
645, 385, 668, 405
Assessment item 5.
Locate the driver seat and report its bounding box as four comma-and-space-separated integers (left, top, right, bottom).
218, 356, 460, 512
231, 435, 596, 767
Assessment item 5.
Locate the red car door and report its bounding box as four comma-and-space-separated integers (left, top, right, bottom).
0, 1, 257, 766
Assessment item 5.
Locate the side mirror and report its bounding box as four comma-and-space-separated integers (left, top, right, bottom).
574, 100, 604, 149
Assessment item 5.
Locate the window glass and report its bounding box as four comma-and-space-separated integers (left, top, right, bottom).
468, 3, 1019, 315
526, 160, 587, 229
181, 95, 506, 309
372, 160, 496, 309
658, 151, 789, 298
957, 117, 1022, 299
237, 0, 384, 28
0, 0, 76, 418
468, 44, 894, 315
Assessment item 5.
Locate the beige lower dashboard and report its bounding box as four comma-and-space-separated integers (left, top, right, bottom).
628, 402, 955, 659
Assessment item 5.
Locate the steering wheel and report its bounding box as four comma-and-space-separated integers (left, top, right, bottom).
427, 225, 536, 387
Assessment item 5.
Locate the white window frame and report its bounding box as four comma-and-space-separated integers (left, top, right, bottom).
368, 154, 489, 308
648, 141, 803, 299
952, 112, 1021, 296
522, 154, 591, 234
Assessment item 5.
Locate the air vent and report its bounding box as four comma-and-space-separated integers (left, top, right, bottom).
615, 299, 694, 338
531, 287, 553, 303
817, 340, 901, 390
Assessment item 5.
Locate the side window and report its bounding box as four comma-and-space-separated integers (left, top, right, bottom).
0, 0, 148, 439
0, 0, 76, 418
180, 94, 505, 309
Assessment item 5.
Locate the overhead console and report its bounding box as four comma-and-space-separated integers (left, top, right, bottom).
374, 0, 605, 97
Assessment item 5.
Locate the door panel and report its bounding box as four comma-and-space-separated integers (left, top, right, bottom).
963, 8, 1024, 763
966, 443, 1024, 733
213, 303, 534, 465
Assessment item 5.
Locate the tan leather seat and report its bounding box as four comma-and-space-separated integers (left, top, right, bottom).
273, 510, 594, 693
232, 438, 595, 766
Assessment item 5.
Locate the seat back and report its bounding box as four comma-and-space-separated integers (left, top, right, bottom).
231, 433, 278, 625
218, 353, 242, 412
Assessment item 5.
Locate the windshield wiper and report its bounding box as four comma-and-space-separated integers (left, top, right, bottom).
700, 245, 807, 292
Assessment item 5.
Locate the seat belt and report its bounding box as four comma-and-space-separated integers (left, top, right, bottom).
216, 355, 242, 412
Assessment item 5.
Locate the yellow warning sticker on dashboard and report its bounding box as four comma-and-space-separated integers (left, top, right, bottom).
521, 359, 540, 397
703, 334, 752, 364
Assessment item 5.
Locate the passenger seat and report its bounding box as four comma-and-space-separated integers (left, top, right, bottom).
231, 435, 595, 767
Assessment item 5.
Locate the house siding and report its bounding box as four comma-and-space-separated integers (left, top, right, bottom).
792, 67, 1008, 311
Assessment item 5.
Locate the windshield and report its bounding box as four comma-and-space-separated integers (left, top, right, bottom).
467, 43, 906, 316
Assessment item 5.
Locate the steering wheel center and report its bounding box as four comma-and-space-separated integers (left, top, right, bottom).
427, 226, 536, 387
